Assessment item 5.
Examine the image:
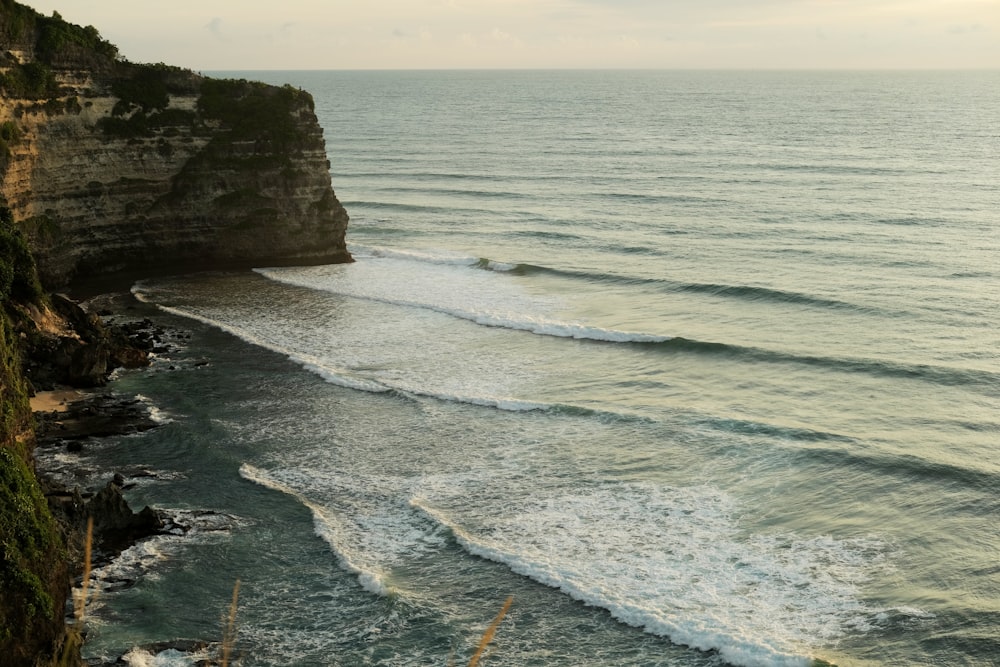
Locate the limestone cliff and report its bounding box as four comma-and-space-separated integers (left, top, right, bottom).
0, 0, 351, 287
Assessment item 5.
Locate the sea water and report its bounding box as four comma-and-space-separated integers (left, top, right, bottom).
62, 71, 998, 666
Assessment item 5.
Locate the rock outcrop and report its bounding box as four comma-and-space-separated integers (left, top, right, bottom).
0, 1, 352, 287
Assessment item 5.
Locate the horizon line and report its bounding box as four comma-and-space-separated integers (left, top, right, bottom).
198, 66, 1000, 72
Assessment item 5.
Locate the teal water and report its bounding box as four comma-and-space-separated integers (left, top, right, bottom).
58, 71, 999, 666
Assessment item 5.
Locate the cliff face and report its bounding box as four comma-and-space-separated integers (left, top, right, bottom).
0, 1, 351, 287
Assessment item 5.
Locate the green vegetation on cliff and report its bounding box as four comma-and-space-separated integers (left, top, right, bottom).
0, 206, 68, 666
0, 0, 117, 65
0, 0, 117, 103
0, 447, 68, 664
198, 78, 316, 150
0, 289, 31, 447
96, 62, 201, 138
0, 207, 43, 303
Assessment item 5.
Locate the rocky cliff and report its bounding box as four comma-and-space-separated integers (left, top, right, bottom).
0, 0, 351, 287
0, 2, 353, 663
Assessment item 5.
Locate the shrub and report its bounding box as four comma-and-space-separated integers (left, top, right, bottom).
0, 207, 43, 303
35, 12, 118, 64
0, 121, 21, 168
111, 64, 172, 115
96, 113, 149, 139
198, 78, 312, 149
0, 61, 59, 99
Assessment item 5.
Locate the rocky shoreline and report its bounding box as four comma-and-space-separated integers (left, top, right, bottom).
35, 389, 167, 562
25, 294, 219, 665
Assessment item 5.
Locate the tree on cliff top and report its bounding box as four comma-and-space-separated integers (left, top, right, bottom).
0, 0, 118, 66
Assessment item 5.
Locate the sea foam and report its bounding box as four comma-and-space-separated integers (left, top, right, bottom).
121, 647, 213, 667
134, 284, 571, 413
254, 261, 670, 343
239, 464, 393, 597
410, 482, 890, 667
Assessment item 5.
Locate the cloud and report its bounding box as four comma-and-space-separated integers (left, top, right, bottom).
949, 23, 984, 34
490, 28, 520, 44
205, 17, 226, 41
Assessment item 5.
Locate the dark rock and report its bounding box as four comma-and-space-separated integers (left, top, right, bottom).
35, 393, 160, 444
67, 343, 110, 387
51, 293, 104, 340
22, 295, 150, 389
110, 345, 148, 369
86, 477, 163, 558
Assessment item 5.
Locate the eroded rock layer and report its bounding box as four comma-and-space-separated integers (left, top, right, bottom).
1, 1, 351, 287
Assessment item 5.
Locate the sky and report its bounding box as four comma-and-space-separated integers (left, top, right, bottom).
21, 0, 1000, 71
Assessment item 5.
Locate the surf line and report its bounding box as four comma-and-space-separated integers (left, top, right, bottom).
239, 464, 396, 598
409, 499, 821, 667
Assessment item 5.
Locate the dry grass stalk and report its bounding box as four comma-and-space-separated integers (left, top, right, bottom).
467, 595, 513, 667
75, 517, 94, 622
60, 516, 94, 666
220, 579, 241, 667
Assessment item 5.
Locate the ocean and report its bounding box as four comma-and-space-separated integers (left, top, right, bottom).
52, 71, 999, 666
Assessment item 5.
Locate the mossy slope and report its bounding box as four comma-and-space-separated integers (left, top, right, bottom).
0, 209, 70, 666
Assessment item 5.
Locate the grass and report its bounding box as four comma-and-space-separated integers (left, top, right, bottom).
466, 595, 513, 667
58, 516, 93, 666
73, 517, 93, 625
220, 579, 241, 667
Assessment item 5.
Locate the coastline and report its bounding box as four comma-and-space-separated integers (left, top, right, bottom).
29, 287, 262, 666
25, 291, 191, 665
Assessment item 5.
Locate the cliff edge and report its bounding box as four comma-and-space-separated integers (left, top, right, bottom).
0, 0, 352, 287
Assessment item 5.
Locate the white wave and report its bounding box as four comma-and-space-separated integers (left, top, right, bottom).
411, 484, 891, 667
121, 647, 213, 667
135, 394, 174, 424
135, 283, 562, 411
298, 360, 392, 394
482, 259, 518, 272
133, 288, 392, 396
348, 243, 482, 266
391, 384, 553, 413
348, 244, 515, 273
437, 308, 669, 343
255, 265, 670, 344
239, 464, 393, 596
